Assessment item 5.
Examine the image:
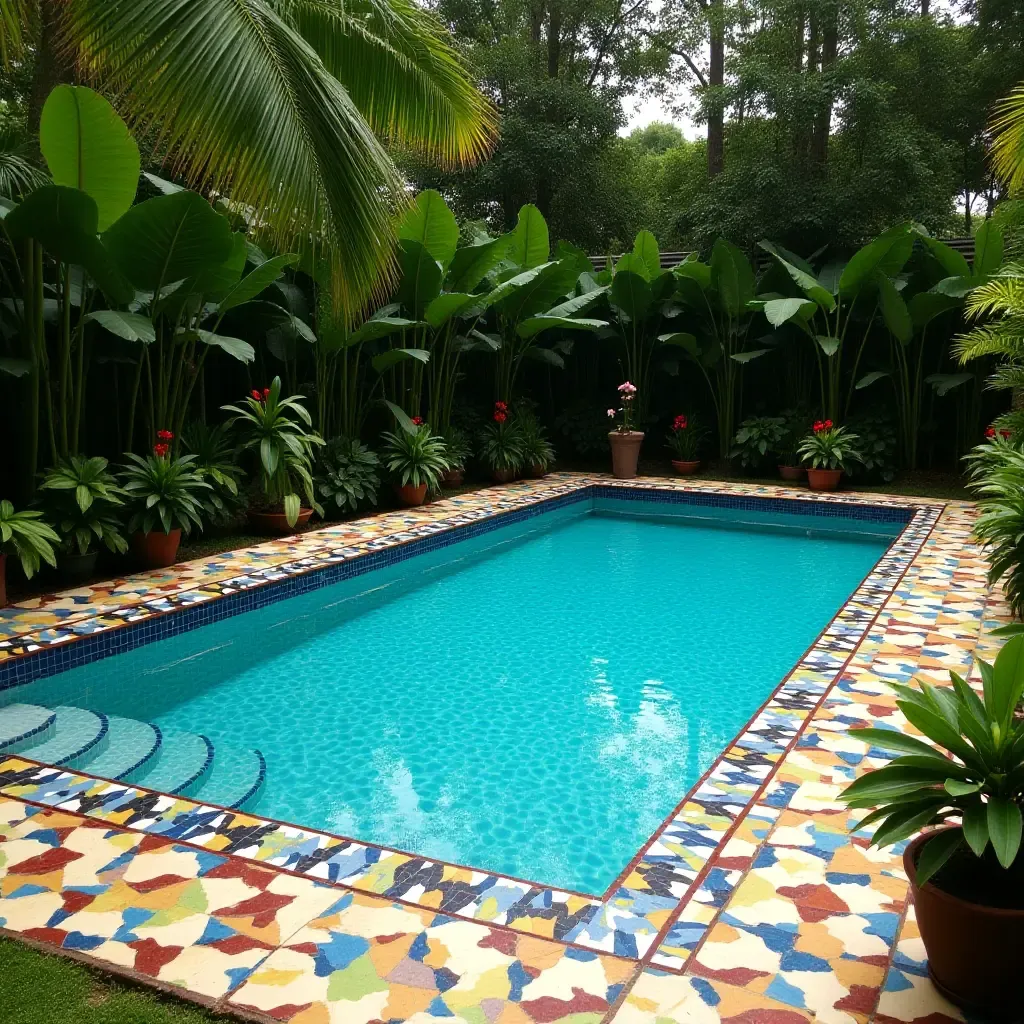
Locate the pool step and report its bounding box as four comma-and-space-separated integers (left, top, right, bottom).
7, 705, 108, 767
79, 717, 161, 781
193, 744, 266, 810
130, 729, 214, 797
0, 704, 57, 753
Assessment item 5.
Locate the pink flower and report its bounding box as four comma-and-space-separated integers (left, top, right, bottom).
618, 381, 637, 395
607, 408, 616, 418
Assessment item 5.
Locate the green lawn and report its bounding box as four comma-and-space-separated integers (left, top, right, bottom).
0, 938, 234, 1024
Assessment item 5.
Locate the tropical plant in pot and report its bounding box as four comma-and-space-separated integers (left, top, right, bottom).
731, 415, 786, 474
797, 420, 862, 490
607, 382, 642, 479
183, 422, 246, 530
480, 402, 526, 482
222, 378, 324, 532
0, 501, 59, 607
517, 409, 556, 477
315, 436, 381, 515
38, 456, 128, 581
120, 436, 210, 568
382, 421, 450, 505
440, 426, 472, 487
776, 409, 810, 480
841, 634, 1024, 1017
666, 413, 705, 474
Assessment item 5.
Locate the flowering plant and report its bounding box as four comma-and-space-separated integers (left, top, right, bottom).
666, 412, 705, 461
382, 423, 450, 490
479, 402, 526, 473
797, 421, 863, 471
607, 382, 638, 433
119, 437, 210, 537
985, 426, 1012, 440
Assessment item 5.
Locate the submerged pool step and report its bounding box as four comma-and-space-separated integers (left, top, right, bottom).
79, 717, 161, 781
193, 744, 266, 810
8, 706, 109, 767
0, 704, 57, 753
129, 729, 213, 796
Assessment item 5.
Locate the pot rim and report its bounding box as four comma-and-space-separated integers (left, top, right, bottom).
133, 527, 183, 537
249, 508, 313, 518
904, 828, 1024, 918
608, 430, 645, 440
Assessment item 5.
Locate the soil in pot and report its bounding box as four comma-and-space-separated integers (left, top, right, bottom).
906, 831, 1024, 1018
61, 549, 98, 583
395, 482, 428, 506
248, 508, 314, 534
778, 464, 805, 482
132, 529, 182, 569
671, 459, 700, 475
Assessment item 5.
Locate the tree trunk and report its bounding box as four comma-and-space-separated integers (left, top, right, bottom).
921, 0, 929, 14
809, 6, 837, 169
28, 0, 74, 134
707, 0, 725, 178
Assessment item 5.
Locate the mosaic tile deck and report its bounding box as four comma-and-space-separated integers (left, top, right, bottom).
0, 474, 1003, 1022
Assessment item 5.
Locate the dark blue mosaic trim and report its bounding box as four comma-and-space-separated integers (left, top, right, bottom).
231, 748, 267, 810
61, 711, 109, 767
0, 710, 56, 752
178, 734, 215, 797
0, 484, 917, 692
115, 722, 162, 782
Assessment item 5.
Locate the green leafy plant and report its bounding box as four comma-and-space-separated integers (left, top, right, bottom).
797, 421, 863, 470
315, 437, 381, 514
222, 377, 324, 527
847, 413, 898, 482
666, 413, 706, 461
841, 633, 1024, 887
731, 415, 786, 469
516, 409, 555, 471
441, 425, 472, 472
479, 402, 526, 473
0, 501, 59, 579
966, 433, 1024, 616
37, 455, 127, 555
382, 423, 450, 489
183, 422, 245, 526
554, 401, 612, 458
120, 441, 210, 537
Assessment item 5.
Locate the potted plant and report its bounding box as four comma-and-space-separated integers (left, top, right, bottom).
607, 382, 643, 479
776, 410, 807, 481
183, 421, 246, 530
797, 419, 862, 490
315, 436, 381, 515
382, 422, 449, 505
666, 413, 705, 475
0, 501, 59, 607
841, 633, 1024, 1017
38, 455, 128, 582
120, 434, 209, 568
440, 426, 471, 487
731, 415, 786, 474
480, 402, 526, 482
518, 410, 556, 477
222, 379, 324, 533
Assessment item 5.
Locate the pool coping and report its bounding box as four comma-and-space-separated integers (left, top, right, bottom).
0, 474, 943, 967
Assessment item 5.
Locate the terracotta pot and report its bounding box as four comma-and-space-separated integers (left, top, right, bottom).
491, 467, 516, 483
608, 431, 644, 479
0, 552, 7, 608
248, 508, 314, 535
905, 830, 1024, 1017
528, 463, 549, 478
61, 549, 98, 583
440, 468, 464, 487
132, 528, 181, 569
671, 459, 701, 476
394, 482, 428, 506
806, 467, 842, 491
778, 464, 805, 482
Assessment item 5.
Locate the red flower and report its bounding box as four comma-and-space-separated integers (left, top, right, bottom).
250, 389, 262, 401
986, 426, 996, 438
263, 387, 271, 399
1001, 428, 1012, 439
673, 414, 688, 431
813, 420, 823, 432
824, 419, 833, 429
156, 429, 174, 440
412, 416, 423, 426
153, 442, 170, 458
494, 411, 507, 423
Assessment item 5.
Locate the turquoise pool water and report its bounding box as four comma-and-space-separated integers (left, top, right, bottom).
8, 499, 896, 893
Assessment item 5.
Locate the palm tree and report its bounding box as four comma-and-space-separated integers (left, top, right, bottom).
954, 271, 1024, 398
4, 0, 495, 311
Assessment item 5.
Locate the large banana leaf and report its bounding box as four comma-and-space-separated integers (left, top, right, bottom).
398, 189, 459, 270
446, 234, 511, 292
711, 239, 755, 317
610, 269, 651, 322
508, 204, 549, 269
484, 260, 579, 323
632, 230, 661, 281
396, 239, 443, 316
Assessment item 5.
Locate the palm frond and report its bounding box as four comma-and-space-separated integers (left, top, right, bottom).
953, 323, 1024, 364
0, 0, 32, 65
279, 0, 496, 167
992, 86, 1024, 192
963, 268, 1024, 318
66, 0, 413, 311
0, 129, 48, 199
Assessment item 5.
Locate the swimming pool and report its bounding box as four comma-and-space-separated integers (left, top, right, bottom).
0, 492, 902, 894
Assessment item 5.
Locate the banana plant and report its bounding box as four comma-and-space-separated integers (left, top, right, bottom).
758, 226, 918, 422
669, 240, 767, 458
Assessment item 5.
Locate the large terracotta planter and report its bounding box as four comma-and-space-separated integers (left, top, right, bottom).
807, 467, 842, 491
608, 431, 644, 479
394, 482, 428, 506
491, 467, 516, 483
778, 464, 805, 482
528, 464, 549, 479
671, 459, 700, 476
248, 508, 314, 535
132, 528, 181, 569
905, 830, 1024, 1017
440, 468, 464, 488
61, 549, 98, 583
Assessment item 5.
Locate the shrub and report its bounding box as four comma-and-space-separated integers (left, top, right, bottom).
183, 422, 246, 525
731, 415, 786, 470
516, 409, 556, 472
315, 437, 380, 514
120, 440, 210, 537
0, 501, 59, 579
38, 455, 127, 556
479, 402, 526, 473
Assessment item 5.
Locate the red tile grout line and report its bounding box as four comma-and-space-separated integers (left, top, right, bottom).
1, 791, 639, 965
631, 503, 947, 976
600, 501, 942, 900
